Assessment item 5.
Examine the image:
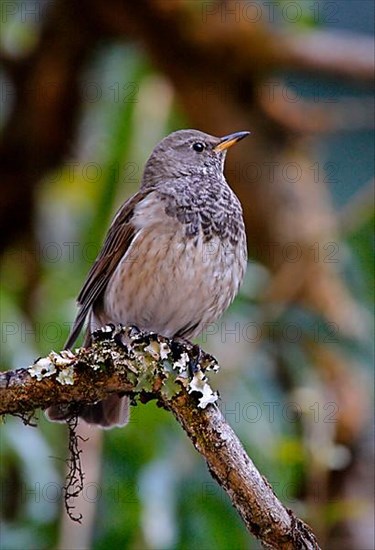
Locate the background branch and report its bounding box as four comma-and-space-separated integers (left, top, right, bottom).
283, 31, 375, 82
0, 327, 320, 550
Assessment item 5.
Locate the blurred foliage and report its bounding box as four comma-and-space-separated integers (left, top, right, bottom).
1, 2, 374, 549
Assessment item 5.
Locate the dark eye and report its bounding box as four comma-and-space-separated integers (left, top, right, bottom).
192, 142, 205, 153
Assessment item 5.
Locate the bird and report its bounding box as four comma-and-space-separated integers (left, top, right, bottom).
46, 129, 249, 428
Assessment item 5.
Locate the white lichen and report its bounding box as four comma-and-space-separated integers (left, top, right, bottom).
56, 366, 75, 385
159, 342, 171, 360
188, 370, 218, 408
209, 362, 220, 373
28, 357, 57, 381
173, 352, 190, 373
50, 350, 75, 367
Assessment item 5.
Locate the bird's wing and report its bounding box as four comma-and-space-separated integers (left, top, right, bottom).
65, 189, 153, 349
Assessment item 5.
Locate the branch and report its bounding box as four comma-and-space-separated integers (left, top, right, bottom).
259, 86, 374, 134
0, 325, 320, 549
283, 30, 375, 83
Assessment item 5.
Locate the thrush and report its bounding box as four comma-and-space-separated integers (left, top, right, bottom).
46, 129, 249, 427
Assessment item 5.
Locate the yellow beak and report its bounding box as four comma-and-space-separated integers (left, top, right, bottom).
213, 131, 250, 152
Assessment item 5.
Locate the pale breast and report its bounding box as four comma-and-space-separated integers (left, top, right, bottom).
101, 192, 247, 339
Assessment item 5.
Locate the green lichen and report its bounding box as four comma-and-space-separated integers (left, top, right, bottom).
161, 375, 183, 400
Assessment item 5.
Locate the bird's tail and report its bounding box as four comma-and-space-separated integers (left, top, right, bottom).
45, 394, 130, 428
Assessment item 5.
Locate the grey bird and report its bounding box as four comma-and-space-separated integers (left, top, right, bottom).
46, 129, 249, 428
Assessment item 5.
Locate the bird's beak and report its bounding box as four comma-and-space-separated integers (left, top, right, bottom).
213, 131, 250, 153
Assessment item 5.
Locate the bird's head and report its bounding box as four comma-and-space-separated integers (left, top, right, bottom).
141, 129, 250, 186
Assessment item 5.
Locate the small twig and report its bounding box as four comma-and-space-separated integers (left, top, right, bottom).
64, 416, 85, 523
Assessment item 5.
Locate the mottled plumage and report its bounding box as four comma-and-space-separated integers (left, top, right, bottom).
47, 129, 249, 428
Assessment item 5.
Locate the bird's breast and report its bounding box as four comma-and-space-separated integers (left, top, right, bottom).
101, 192, 247, 339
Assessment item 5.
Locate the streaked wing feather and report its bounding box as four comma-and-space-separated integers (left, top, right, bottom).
65, 190, 151, 349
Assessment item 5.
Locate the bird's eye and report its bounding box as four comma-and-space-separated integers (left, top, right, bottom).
192, 142, 205, 153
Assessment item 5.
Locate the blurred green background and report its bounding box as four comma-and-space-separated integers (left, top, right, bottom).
1, 1, 374, 549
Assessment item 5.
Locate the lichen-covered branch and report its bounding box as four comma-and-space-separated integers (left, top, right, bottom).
167, 393, 320, 550
0, 325, 320, 549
